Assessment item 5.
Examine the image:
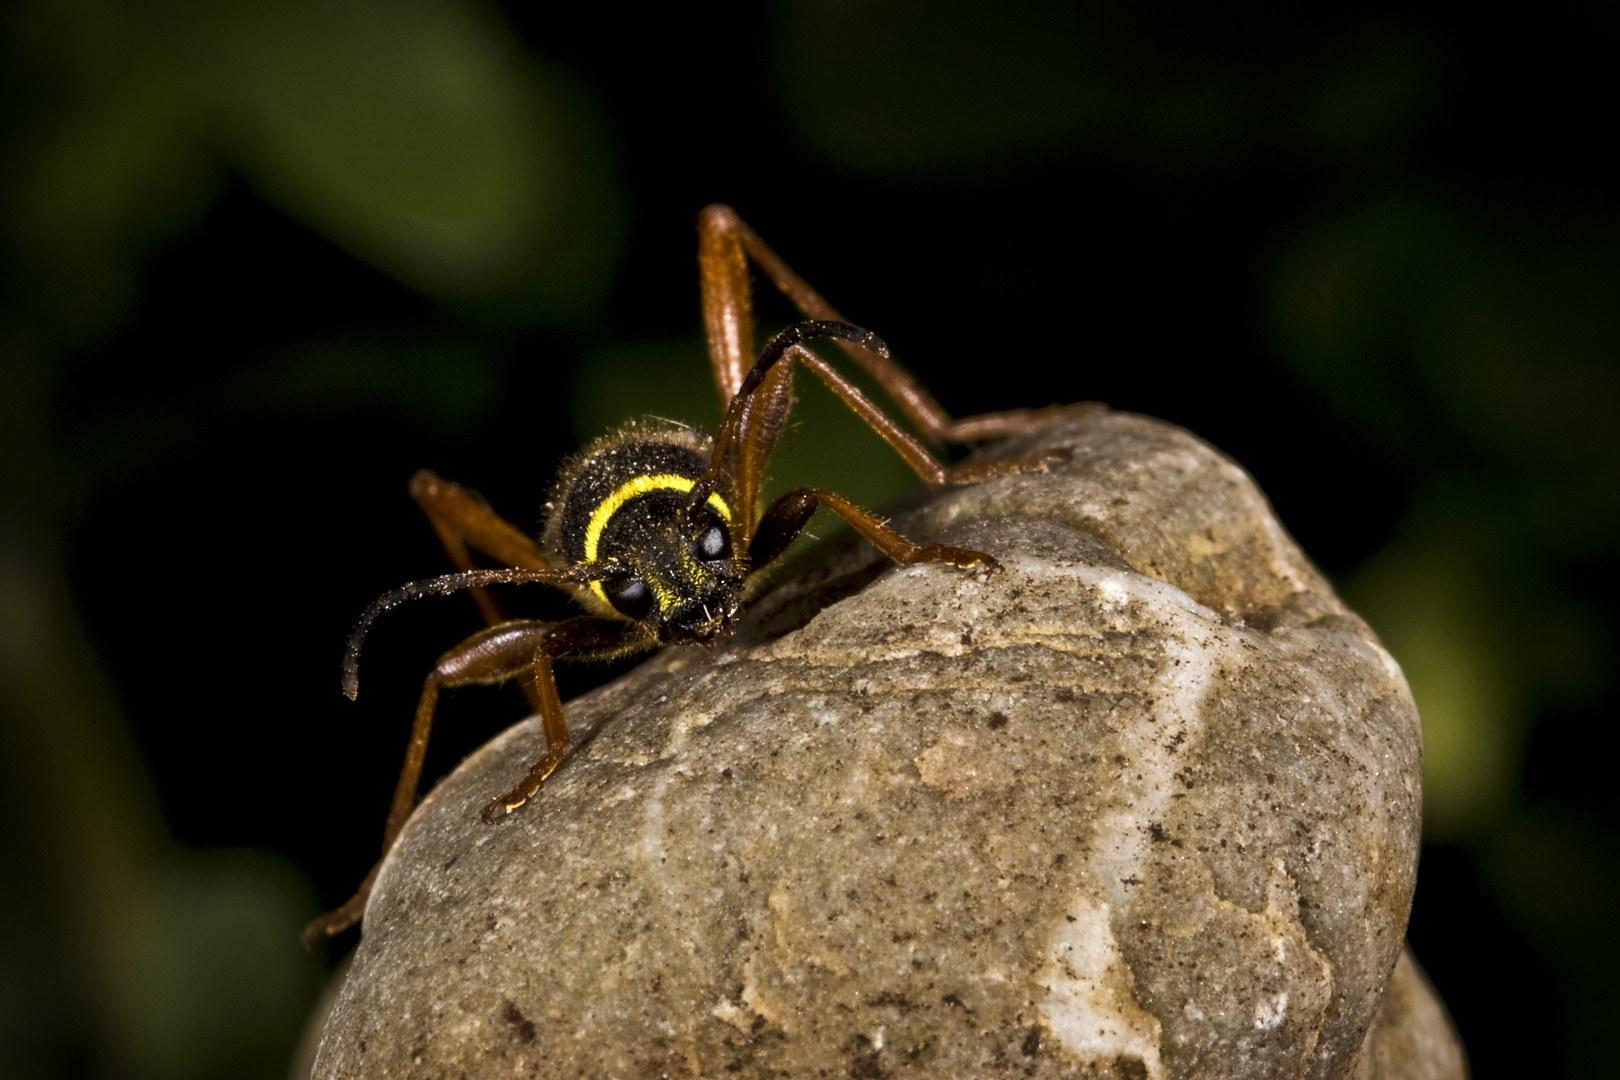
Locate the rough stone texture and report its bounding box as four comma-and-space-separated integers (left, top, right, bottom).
1354, 949, 1467, 1080
311, 410, 1428, 1078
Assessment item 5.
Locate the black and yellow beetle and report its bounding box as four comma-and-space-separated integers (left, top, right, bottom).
304, 206, 1072, 944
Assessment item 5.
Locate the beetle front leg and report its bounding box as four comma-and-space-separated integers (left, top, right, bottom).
480, 616, 650, 821
303, 617, 645, 945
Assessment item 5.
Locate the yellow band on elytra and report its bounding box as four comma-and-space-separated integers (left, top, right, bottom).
584, 474, 732, 608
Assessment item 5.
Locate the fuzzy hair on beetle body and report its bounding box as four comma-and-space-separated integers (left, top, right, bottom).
543, 418, 744, 643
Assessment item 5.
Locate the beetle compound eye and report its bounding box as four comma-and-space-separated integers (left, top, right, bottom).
607, 578, 653, 620
696, 523, 731, 562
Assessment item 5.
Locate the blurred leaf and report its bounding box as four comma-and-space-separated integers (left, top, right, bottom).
569, 337, 722, 441
437, 66, 627, 330
1479, 806, 1620, 1076
1264, 193, 1468, 454
10, 0, 626, 331
0, 523, 322, 1080
1266, 193, 1620, 549
187, 0, 582, 295
122, 852, 319, 1080
772, 1, 1445, 180
1346, 527, 1526, 837
11, 56, 200, 260
772, 0, 1115, 179
225, 332, 502, 434
61, 331, 504, 504
1299, 23, 1446, 153
7, 13, 218, 336
1483, 807, 1614, 944
1275, 190, 1620, 839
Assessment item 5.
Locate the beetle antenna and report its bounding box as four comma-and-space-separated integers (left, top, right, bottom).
341, 567, 598, 701
692, 320, 888, 508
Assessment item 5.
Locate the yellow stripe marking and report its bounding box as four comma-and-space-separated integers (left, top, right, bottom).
584, 474, 732, 609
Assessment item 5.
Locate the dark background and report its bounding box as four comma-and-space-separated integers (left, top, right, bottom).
2, 2, 1616, 1076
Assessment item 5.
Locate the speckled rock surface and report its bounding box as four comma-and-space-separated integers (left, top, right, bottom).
311, 410, 1426, 1078
1354, 949, 1467, 1080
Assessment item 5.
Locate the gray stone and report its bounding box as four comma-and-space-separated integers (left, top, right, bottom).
310, 410, 1429, 1078
1355, 949, 1467, 1080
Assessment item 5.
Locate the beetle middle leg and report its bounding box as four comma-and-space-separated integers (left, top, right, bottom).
700, 207, 1084, 535
477, 617, 651, 821
748, 486, 996, 574
698, 321, 1070, 523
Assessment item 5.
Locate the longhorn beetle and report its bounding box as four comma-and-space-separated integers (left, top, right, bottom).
303, 206, 1073, 944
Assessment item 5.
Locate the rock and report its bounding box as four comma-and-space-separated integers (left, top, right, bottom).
1355, 948, 1468, 1080
310, 410, 1428, 1078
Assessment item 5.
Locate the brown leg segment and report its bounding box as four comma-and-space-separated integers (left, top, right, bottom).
479, 616, 648, 822
303, 616, 644, 945
409, 469, 553, 712
750, 486, 997, 574
694, 322, 1070, 527
697, 205, 755, 407
698, 207, 793, 537
791, 345, 1073, 487
409, 470, 551, 573
410, 469, 550, 621
698, 204, 1100, 448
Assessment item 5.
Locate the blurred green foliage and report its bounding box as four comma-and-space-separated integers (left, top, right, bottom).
2, 1, 623, 1077
10, 0, 624, 337
112, 853, 315, 1079
773, 1, 1446, 178
1269, 193, 1619, 833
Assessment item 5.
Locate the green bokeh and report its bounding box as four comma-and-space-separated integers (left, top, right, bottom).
1267, 195, 1619, 834
2, 1, 624, 1076
11, 0, 625, 337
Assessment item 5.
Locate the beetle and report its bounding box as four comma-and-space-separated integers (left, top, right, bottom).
303, 206, 1072, 944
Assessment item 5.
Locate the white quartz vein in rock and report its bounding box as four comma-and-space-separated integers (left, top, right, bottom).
1025, 558, 1241, 1073
1038, 898, 1165, 1080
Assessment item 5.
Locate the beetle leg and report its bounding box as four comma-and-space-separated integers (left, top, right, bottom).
480, 617, 649, 821
749, 487, 996, 574
303, 616, 645, 945
409, 468, 550, 615
408, 469, 556, 713
792, 346, 1074, 487
746, 488, 822, 572
698, 207, 793, 537
700, 203, 1103, 446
